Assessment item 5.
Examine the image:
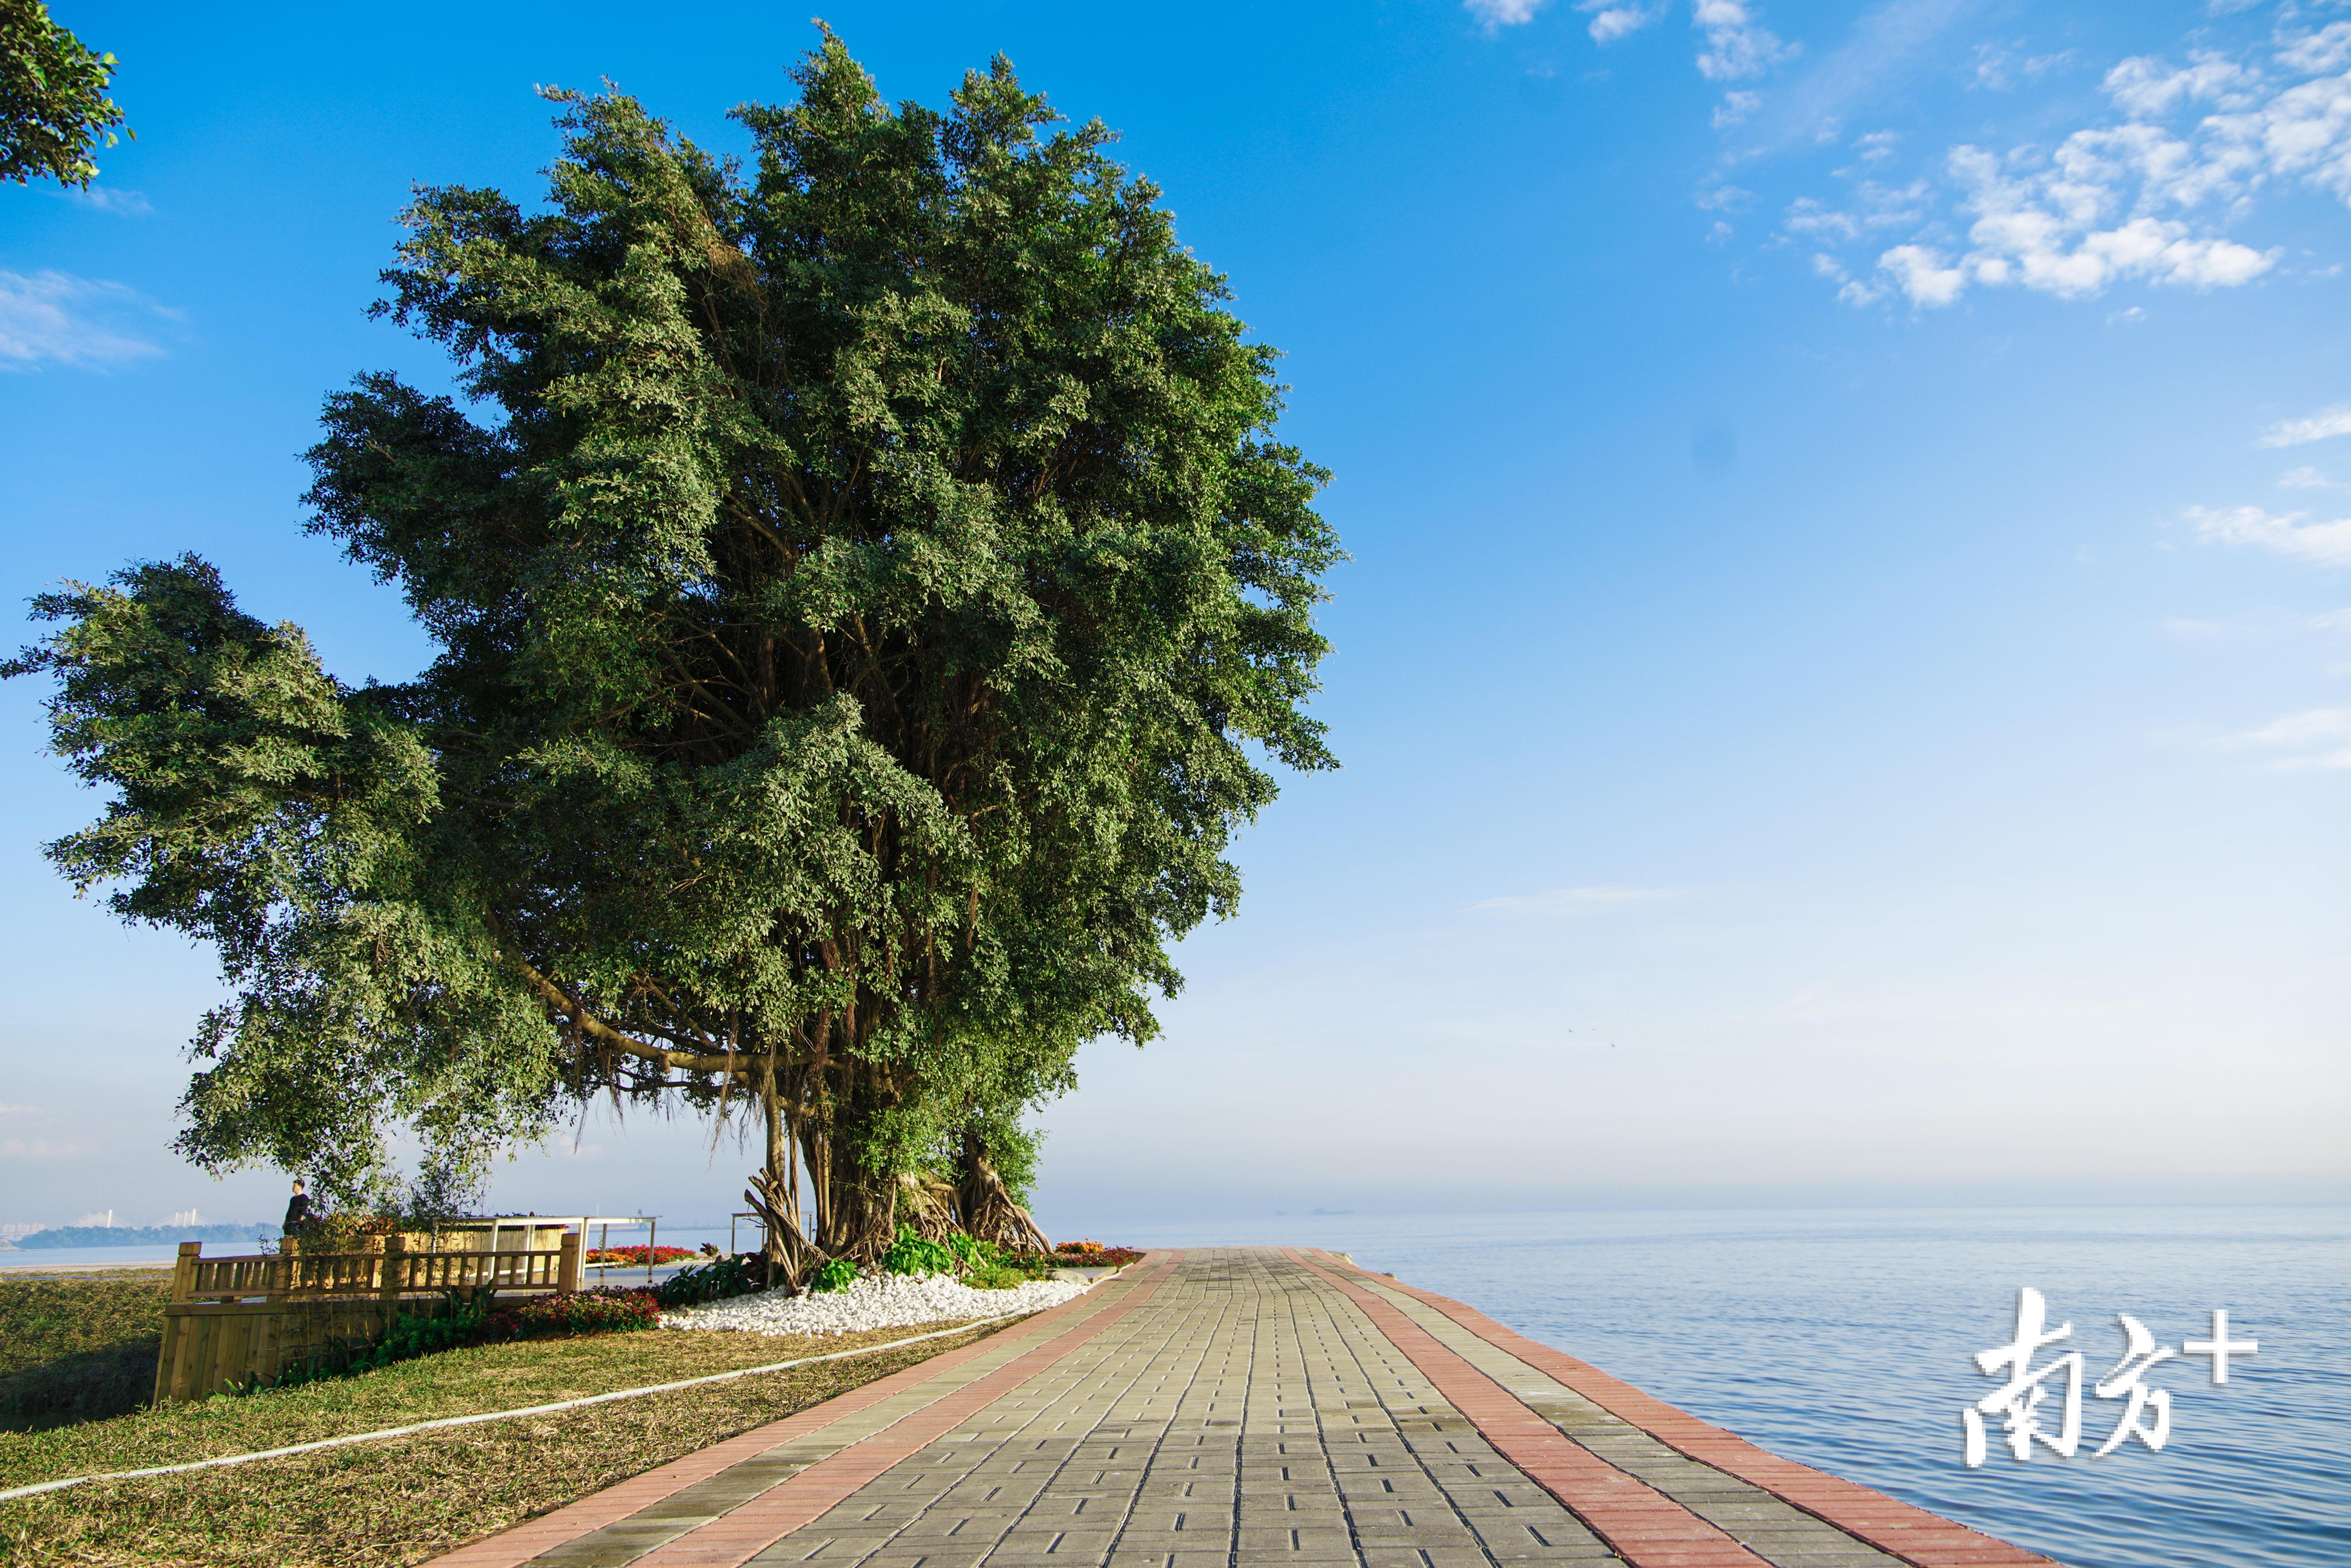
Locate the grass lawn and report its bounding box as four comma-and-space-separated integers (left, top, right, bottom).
0, 1274, 172, 1432
0, 1278, 1002, 1568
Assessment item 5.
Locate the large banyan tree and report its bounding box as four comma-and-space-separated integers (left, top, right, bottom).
5, 35, 1337, 1279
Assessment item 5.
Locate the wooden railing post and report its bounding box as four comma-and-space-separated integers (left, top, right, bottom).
379, 1233, 405, 1335
170, 1241, 200, 1303
557, 1231, 582, 1294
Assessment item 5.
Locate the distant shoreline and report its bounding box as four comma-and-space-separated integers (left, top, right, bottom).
5, 1223, 269, 1249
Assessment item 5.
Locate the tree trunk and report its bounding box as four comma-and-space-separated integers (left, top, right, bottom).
955, 1129, 1051, 1252
895, 1171, 960, 1242
820, 1160, 898, 1261
747, 1057, 829, 1290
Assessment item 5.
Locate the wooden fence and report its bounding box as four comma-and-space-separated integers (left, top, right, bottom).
152, 1233, 582, 1404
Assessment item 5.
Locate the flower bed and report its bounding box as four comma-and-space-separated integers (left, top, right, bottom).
1055, 1241, 1144, 1266
487, 1287, 661, 1338
996, 1241, 1143, 1270
585, 1245, 695, 1266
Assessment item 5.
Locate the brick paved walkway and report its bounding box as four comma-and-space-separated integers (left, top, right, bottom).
432, 1249, 2055, 1568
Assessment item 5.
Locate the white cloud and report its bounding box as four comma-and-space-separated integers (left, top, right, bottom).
1786, 13, 2351, 310
2103, 52, 2264, 119
2261, 405, 2351, 446
2281, 465, 2340, 487
63, 185, 152, 216
1853, 129, 1900, 163
1, 1139, 82, 1160
1695, 0, 1795, 82
1581, 1, 1665, 43
2189, 503, 2351, 565
1466, 0, 1550, 25
0, 270, 174, 370
2277, 23, 2351, 78
2209, 706, 2351, 769
1470, 886, 1678, 916
2311, 607, 2351, 629
1877, 243, 1967, 306
1713, 89, 1763, 128
1973, 43, 2073, 93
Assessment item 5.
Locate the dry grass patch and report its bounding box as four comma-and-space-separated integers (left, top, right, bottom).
0, 1275, 172, 1434
1, 1319, 997, 1568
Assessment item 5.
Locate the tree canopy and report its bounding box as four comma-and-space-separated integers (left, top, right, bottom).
1, 0, 130, 188
6, 35, 1337, 1270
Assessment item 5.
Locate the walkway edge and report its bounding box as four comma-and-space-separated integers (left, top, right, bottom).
1289, 1249, 1772, 1568
1316, 1250, 2058, 1568
432, 1252, 1177, 1568
623, 1251, 1180, 1568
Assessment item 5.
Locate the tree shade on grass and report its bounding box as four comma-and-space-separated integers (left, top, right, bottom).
0, 0, 131, 188
4, 31, 1338, 1276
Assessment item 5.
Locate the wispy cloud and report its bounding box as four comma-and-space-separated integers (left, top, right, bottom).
2280, 465, 2340, 488
1728, 0, 1973, 153
1465, 0, 1550, 26
0, 270, 176, 370
2209, 707, 2351, 769
1470, 886, 1679, 915
2159, 617, 2226, 639
2260, 407, 2351, 447
1972, 40, 2072, 93
0, 1138, 82, 1160
1695, 0, 1795, 82
63, 185, 152, 217
2189, 503, 2351, 566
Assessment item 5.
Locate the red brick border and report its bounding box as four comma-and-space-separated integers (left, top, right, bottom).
431, 1254, 1177, 1568
629, 1252, 1177, 1567
1315, 1251, 2056, 1568
1288, 1249, 1769, 1568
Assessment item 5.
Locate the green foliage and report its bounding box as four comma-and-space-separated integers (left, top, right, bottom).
655, 1253, 764, 1307
346, 1298, 488, 1371
807, 1257, 860, 1294
485, 1288, 660, 1339
0, 0, 132, 188
267, 1294, 488, 1390
963, 1261, 1026, 1290
3, 31, 1338, 1235
945, 1232, 997, 1272
987, 1250, 1072, 1279
881, 1226, 959, 1278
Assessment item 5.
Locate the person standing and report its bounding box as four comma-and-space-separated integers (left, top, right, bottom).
282, 1178, 312, 1238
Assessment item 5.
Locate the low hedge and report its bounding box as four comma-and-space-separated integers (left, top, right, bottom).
486, 1288, 660, 1339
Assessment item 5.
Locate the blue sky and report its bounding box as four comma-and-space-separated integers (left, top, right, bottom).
2, 0, 2346, 1234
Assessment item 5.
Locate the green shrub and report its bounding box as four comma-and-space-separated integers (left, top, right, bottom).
947, 1233, 999, 1272
965, 1262, 1027, 1290
881, 1227, 958, 1278
808, 1257, 860, 1294
486, 1288, 659, 1339
657, 1253, 764, 1307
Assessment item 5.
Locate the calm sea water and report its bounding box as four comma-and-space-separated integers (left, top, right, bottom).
1111, 1207, 2349, 1568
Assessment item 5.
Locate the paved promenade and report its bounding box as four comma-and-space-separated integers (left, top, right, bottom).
432, 1250, 2055, 1568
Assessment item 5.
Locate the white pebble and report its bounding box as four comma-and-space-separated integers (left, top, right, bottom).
659, 1270, 1087, 1336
